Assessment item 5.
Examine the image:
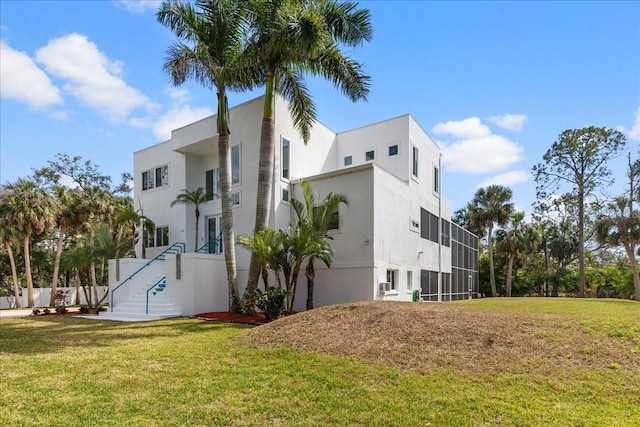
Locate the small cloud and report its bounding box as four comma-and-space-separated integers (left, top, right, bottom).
616, 106, 640, 141
433, 117, 524, 174
34, 33, 159, 123
152, 104, 214, 141
0, 40, 63, 110
115, 0, 162, 14
487, 114, 527, 132
432, 117, 490, 139
49, 110, 69, 121
477, 170, 530, 188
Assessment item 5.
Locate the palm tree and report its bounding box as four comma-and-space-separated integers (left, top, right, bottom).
157, 0, 260, 313
0, 220, 24, 308
469, 185, 514, 297
291, 180, 348, 310
1, 179, 59, 307
495, 212, 540, 297
595, 196, 640, 301
170, 187, 210, 251
243, 0, 372, 300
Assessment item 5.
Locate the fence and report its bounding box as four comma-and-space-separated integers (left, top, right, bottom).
0, 287, 109, 309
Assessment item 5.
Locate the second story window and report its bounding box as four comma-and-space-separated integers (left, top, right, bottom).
142, 165, 168, 191
232, 144, 241, 185
344, 155, 353, 166
282, 138, 290, 180
412, 146, 419, 178
434, 165, 440, 194
205, 168, 220, 201
388, 144, 398, 156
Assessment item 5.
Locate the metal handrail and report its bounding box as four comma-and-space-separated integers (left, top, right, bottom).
196, 237, 223, 254
110, 242, 185, 311
145, 276, 166, 314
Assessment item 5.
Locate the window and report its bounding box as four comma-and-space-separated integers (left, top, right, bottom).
344, 155, 353, 166
205, 168, 220, 201
420, 208, 439, 243
206, 216, 223, 254
231, 192, 240, 206
313, 206, 340, 231
232, 144, 241, 185
144, 226, 169, 248
420, 270, 439, 301
365, 150, 375, 161
386, 269, 398, 291
412, 146, 419, 177
407, 271, 413, 292
282, 138, 290, 180
282, 187, 290, 202
142, 165, 168, 190
441, 218, 451, 247
433, 165, 440, 194
388, 144, 398, 156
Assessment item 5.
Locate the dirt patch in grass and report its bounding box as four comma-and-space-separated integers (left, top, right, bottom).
239, 301, 640, 375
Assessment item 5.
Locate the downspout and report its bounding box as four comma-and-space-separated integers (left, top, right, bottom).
438, 152, 442, 302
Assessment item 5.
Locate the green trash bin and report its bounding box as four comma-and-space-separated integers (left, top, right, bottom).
412, 289, 419, 302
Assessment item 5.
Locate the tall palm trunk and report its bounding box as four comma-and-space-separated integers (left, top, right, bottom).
49, 225, 65, 306
577, 185, 586, 297
305, 258, 316, 310
246, 74, 277, 303
23, 235, 35, 308
219, 130, 241, 313
623, 242, 640, 301
505, 255, 514, 297
6, 244, 21, 308
487, 224, 497, 297
194, 208, 200, 252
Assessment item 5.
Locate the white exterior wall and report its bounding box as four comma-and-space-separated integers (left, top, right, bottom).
126, 95, 467, 315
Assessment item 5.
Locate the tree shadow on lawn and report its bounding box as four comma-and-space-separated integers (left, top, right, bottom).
0, 315, 249, 356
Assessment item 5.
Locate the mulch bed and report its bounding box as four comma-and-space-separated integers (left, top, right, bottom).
195, 311, 268, 325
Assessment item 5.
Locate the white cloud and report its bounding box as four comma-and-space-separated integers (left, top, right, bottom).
34, 33, 159, 123
617, 106, 640, 141
116, 0, 162, 14
433, 117, 524, 174
477, 170, 530, 188
487, 114, 527, 131
432, 117, 491, 139
0, 40, 63, 109
151, 88, 215, 141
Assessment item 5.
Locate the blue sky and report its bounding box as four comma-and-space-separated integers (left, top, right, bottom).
1, 0, 639, 215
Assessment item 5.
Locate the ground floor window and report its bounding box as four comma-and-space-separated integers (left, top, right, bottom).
206, 215, 224, 254
407, 271, 413, 292
386, 269, 398, 291
420, 270, 438, 301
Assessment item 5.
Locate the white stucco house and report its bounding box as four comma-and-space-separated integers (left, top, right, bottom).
106, 95, 478, 320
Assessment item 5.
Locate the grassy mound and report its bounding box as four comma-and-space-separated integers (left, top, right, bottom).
241, 299, 640, 375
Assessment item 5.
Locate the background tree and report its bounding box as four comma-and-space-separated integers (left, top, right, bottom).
243, 0, 372, 301
170, 187, 210, 251
468, 185, 514, 297
495, 211, 540, 297
533, 127, 627, 297
0, 221, 23, 308
1, 179, 59, 307
158, 0, 261, 313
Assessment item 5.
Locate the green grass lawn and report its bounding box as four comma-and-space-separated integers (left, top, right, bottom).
1, 298, 639, 426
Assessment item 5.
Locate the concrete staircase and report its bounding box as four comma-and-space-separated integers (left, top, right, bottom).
100, 282, 181, 321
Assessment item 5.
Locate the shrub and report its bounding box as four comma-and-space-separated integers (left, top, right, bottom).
42, 307, 51, 315
256, 287, 290, 321
79, 305, 90, 314
32, 308, 41, 315
55, 306, 68, 314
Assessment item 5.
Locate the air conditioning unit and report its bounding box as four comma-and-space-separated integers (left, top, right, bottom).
378, 281, 392, 295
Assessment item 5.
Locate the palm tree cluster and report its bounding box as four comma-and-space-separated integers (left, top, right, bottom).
157, 0, 371, 312
237, 180, 347, 314
456, 148, 640, 300
0, 158, 149, 308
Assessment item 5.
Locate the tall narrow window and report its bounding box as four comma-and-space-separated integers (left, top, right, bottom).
386, 269, 398, 291
433, 165, 440, 194
282, 138, 290, 180
412, 146, 419, 177
205, 168, 220, 201
232, 144, 241, 185
407, 271, 413, 291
